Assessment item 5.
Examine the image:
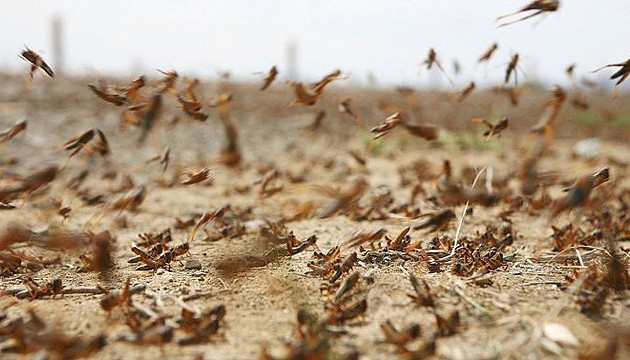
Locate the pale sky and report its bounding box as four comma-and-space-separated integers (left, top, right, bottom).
1, 0, 629, 88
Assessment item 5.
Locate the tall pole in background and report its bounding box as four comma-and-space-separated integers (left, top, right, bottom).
51, 16, 64, 75
286, 39, 298, 80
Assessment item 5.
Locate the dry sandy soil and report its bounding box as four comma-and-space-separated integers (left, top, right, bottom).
0, 74, 629, 360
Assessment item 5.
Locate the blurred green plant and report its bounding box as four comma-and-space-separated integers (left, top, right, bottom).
571, 110, 630, 127
363, 133, 384, 155
439, 131, 504, 152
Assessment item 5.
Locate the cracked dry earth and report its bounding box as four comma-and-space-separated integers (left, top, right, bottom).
0, 77, 629, 359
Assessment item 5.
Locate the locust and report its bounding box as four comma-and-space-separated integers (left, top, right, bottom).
290, 70, 346, 107
342, 228, 387, 249
478, 43, 498, 64
146, 147, 170, 172
181, 168, 212, 185
505, 54, 520, 85
138, 93, 163, 143
20, 47, 53, 88
456, 82, 476, 103
371, 112, 404, 139
566, 63, 576, 78
333, 271, 361, 303
497, 0, 560, 27
177, 78, 208, 121
310, 69, 346, 93
371, 112, 437, 141
421, 48, 452, 84
470, 117, 509, 141
530, 86, 566, 142
155, 69, 178, 95
88, 83, 128, 106
259, 65, 278, 91
0, 165, 58, 202
305, 110, 326, 131
0, 120, 27, 144
22, 277, 63, 299
411, 209, 456, 232
338, 97, 359, 121
549, 168, 610, 220
407, 273, 435, 307
317, 176, 368, 218
63, 128, 109, 157
380, 320, 422, 347
592, 58, 630, 86
286, 235, 317, 255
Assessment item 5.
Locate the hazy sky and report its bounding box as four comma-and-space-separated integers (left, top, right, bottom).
1, 0, 629, 88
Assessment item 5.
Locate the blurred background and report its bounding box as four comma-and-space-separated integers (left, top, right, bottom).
1, 0, 629, 89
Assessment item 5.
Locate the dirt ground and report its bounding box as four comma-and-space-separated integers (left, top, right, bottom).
0, 74, 629, 360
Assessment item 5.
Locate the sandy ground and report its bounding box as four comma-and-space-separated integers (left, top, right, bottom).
0, 74, 629, 359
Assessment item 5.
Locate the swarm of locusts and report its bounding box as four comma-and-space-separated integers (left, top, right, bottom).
1, 2, 629, 359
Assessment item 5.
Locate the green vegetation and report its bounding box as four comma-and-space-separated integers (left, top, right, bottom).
571, 109, 630, 128
439, 130, 504, 152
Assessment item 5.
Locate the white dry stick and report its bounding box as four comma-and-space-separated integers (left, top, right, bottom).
168, 294, 200, 314
132, 303, 160, 321
216, 277, 230, 290
542, 245, 608, 265
398, 265, 411, 278
486, 166, 494, 194
441, 166, 487, 261
575, 248, 585, 268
